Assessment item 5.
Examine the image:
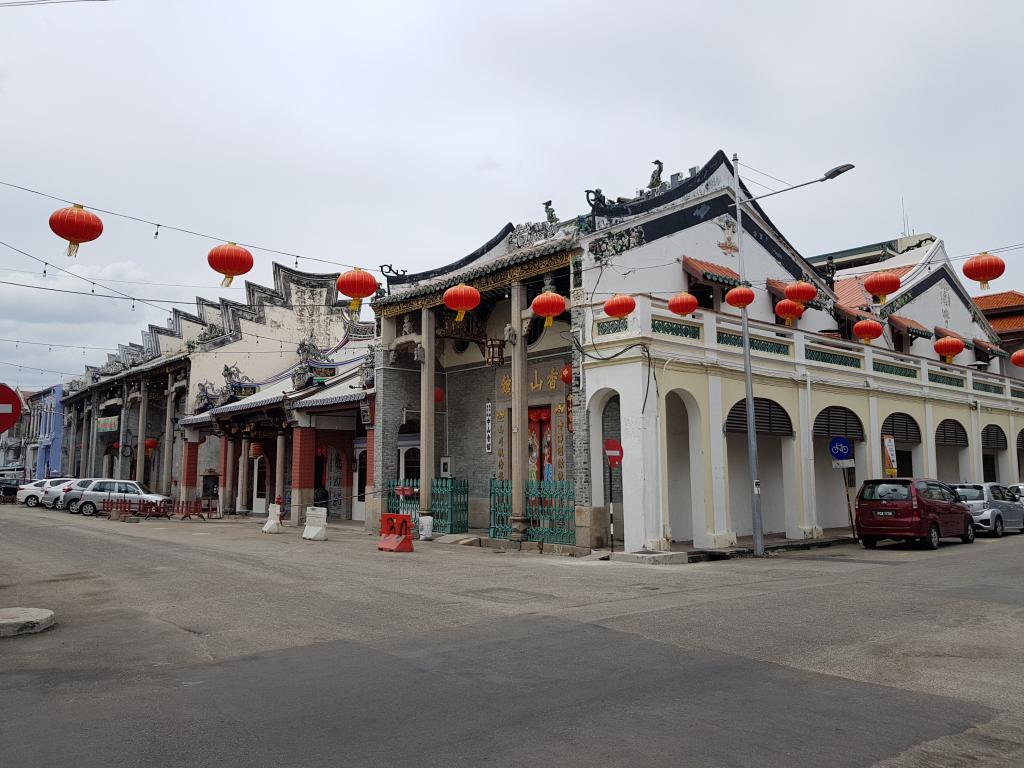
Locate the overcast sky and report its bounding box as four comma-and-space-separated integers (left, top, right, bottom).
1, 0, 1022, 389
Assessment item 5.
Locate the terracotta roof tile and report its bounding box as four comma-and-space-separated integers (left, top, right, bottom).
935, 326, 973, 349
972, 290, 1024, 311
682, 256, 740, 286
835, 303, 875, 321
834, 266, 915, 308
989, 313, 1024, 332
888, 315, 933, 338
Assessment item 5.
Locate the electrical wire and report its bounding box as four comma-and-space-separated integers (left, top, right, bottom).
0, 360, 78, 376
0, 0, 111, 6
0, 179, 384, 274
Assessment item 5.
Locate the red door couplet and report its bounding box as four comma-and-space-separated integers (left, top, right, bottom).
604, 438, 624, 469
0, 384, 21, 434
378, 512, 414, 552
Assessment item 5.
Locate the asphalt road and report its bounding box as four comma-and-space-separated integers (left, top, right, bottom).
2, 508, 1024, 767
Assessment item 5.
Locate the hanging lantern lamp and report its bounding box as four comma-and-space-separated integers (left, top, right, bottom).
434, 386, 444, 405
725, 285, 755, 309
531, 291, 567, 328
144, 438, 158, 451
560, 363, 572, 385
208, 242, 254, 287
49, 204, 103, 258
603, 294, 636, 319
668, 292, 698, 317
935, 336, 964, 364
775, 299, 803, 327
1012, 349, 1024, 368
863, 271, 901, 303
963, 252, 1005, 290
443, 283, 481, 322
336, 268, 379, 311
853, 318, 883, 344
784, 281, 817, 307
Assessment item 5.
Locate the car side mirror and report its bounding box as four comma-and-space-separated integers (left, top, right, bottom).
956, 493, 968, 503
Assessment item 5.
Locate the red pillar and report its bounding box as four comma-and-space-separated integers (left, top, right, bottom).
182, 440, 199, 502
290, 426, 316, 524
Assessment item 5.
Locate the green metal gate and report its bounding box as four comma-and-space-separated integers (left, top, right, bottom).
488, 478, 575, 545
385, 478, 419, 516
430, 477, 469, 535
488, 478, 512, 539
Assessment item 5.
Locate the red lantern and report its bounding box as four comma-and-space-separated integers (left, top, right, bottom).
1012, 349, 1024, 368
963, 252, 1005, 290
444, 283, 480, 322
863, 272, 901, 303
207, 242, 254, 288
935, 336, 964, 364
774, 299, 803, 327
112, 441, 120, 450
668, 292, 698, 317
560, 364, 572, 385
853, 319, 883, 344
603, 294, 636, 319
531, 291, 566, 328
336, 268, 379, 312
434, 386, 444, 405
49, 204, 103, 258
144, 438, 158, 450
784, 281, 817, 307
725, 286, 755, 309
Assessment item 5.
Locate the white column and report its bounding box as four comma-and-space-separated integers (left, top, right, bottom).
116, 383, 129, 479
701, 373, 735, 548
924, 402, 938, 478
223, 438, 235, 512
162, 373, 175, 494
868, 395, 882, 478
134, 383, 149, 482
1010, 414, 1020, 484
238, 435, 250, 513
275, 431, 286, 504
509, 282, 529, 541
968, 402, 983, 482
619, 364, 666, 552
66, 414, 77, 477
419, 306, 436, 512
794, 374, 817, 538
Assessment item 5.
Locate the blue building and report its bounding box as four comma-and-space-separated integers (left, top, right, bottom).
26, 384, 64, 479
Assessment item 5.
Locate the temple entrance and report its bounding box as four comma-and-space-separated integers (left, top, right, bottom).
527, 406, 553, 483
251, 455, 267, 515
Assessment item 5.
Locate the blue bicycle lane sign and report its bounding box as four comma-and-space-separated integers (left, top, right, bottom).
828, 436, 855, 468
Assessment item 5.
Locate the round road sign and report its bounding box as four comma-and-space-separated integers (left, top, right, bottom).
0, 384, 21, 434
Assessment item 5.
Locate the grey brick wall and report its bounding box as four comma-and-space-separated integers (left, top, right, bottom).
444, 365, 497, 499
372, 355, 422, 490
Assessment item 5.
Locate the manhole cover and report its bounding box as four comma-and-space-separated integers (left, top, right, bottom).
461, 588, 552, 604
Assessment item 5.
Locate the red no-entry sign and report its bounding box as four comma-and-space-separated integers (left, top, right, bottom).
604, 438, 623, 469
0, 384, 21, 434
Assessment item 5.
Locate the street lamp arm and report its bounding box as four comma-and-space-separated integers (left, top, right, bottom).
734, 163, 855, 205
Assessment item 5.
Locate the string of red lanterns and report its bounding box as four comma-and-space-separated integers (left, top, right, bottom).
668, 292, 698, 317
963, 251, 1004, 290
49, 204, 103, 258
853, 318, 883, 344
336, 268, 379, 312
208, 242, 254, 288
603, 294, 636, 319
774, 298, 802, 327
863, 272, 901, 304
443, 283, 481, 322
531, 291, 567, 328
934, 336, 964, 364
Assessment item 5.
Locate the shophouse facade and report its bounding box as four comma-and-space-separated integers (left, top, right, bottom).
0, 387, 34, 474
25, 385, 64, 479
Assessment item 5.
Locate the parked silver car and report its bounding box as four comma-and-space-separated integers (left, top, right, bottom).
76, 479, 170, 517
17, 478, 73, 507
952, 483, 1024, 537
59, 478, 100, 512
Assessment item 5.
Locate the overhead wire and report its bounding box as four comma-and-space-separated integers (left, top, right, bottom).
0, 179, 384, 274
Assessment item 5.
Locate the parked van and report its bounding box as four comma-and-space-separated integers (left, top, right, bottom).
855, 479, 975, 550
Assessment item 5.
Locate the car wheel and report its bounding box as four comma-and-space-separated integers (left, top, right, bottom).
961, 522, 975, 544
25, 495, 39, 507
862, 537, 878, 549
993, 517, 1004, 538
926, 524, 940, 550
67, 500, 79, 513
79, 501, 96, 517
54, 498, 63, 510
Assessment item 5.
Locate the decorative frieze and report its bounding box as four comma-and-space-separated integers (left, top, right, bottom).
806, 348, 861, 368
597, 319, 629, 336
588, 226, 646, 259
973, 380, 1004, 395
651, 319, 700, 340
716, 331, 789, 356
873, 360, 918, 379
928, 372, 965, 388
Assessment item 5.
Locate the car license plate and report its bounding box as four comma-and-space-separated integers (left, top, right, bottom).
875, 510, 895, 517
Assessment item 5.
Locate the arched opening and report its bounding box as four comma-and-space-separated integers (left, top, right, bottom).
935, 418, 969, 483
881, 412, 922, 477
602, 395, 623, 544
813, 406, 865, 530
665, 390, 703, 544
725, 397, 794, 536
981, 424, 1008, 483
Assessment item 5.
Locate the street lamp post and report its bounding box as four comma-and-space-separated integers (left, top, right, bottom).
732, 153, 854, 555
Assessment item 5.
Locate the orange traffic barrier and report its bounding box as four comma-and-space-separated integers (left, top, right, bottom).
378, 512, 414, 552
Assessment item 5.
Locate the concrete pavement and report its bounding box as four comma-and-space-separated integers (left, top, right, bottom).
2, 508, 1023, 766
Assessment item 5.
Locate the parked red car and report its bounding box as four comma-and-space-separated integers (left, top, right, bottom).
855, 478, 975, 550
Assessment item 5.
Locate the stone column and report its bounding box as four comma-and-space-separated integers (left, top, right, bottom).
419, 307, 436, 512
135, 382, 149, 482
66, 413, 77, 477
275, 431, 286, 504
509, 281, 529, 541
87, 396, 99, 476
116, 383, 129, 479
223, 438, 235, 513
290, 426, 316, 525
162, 373, 175, 494
238, 435, 251, 513
80, 408, 91, 477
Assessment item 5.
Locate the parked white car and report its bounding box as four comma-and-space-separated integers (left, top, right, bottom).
952, 483, 1024, 537
17, 478, 73, 507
